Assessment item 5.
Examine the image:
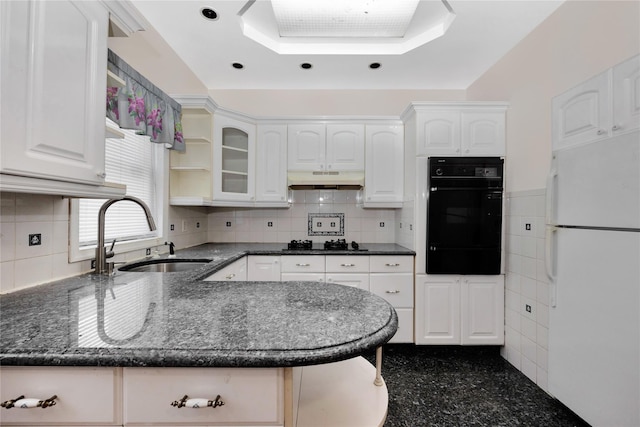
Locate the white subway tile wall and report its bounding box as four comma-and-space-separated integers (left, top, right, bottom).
208, 190, 397, 244
0, 192, 209, 293
503, 189, 550, 393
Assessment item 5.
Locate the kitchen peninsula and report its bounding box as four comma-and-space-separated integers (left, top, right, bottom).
0, 243, 408, 426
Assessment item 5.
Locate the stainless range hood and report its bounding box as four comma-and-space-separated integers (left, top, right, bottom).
287, 171, 364, 190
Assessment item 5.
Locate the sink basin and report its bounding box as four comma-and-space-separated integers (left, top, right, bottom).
119, 259, 212, 273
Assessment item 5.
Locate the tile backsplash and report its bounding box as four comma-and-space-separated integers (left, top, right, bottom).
1, 190, 395, 293
502, 189, 550, 393
0, 192, 209, 293
208, 190, 397, 244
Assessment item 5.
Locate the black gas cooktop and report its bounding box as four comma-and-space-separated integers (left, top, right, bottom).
284, 239, 368, 252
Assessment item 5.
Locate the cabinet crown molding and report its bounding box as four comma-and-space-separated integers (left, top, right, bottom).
400, 101, 509, 121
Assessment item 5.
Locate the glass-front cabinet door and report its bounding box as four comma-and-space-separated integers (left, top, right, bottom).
213, 113, 256, 204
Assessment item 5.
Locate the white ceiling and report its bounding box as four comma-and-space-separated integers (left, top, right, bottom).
130, 0, 565, 90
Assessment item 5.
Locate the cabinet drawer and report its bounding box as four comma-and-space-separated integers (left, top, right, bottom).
370, 273, 414, 307
389, 308, 414, 343
369, 256, 413, 273
204, 258, 247, 281
123, 367, 282, 425
325, 255, 369, 273
281, 255, 325, 273
247, 255, 281, 281
281, 273, 326, 282
0, 367, 120, 426
325, 273, 370, 290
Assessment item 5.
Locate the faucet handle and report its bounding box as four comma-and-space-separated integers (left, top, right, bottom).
106, 238, 116, 259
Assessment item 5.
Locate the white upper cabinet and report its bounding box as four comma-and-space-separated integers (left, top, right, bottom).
461, 111, 506, 156
213, 113, 256, 204
326, 124, 365, 171
288, 123, 364, 171
552, 71, 610, 150
1, 0, 109, 186
612, 54, 640, 135
553, 54, 640, 150
417, 111, 460, 155
256, 124, 288, 205
407, 104, 507, 157
287, 124, 325, 171
364, 124, 404, 207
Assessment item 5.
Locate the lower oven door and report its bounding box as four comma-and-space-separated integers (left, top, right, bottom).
427, 188, 503, 274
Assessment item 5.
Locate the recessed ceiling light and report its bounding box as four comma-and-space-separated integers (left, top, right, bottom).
369, 62, 381, 69
300, 63, 313, 70
232, 62, 244, 69
200, 7, 218, 21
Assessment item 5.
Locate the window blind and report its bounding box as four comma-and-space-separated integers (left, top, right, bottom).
79, 121, 158, 247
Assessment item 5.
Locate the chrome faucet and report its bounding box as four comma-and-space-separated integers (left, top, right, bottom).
95, 196, 157, 274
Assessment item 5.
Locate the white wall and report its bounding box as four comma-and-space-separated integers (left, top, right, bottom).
208, 90, 466, 117
503, 190, 550, 391
467, 0, 640, 193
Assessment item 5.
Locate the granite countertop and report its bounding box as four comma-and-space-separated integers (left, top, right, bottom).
0, 243, 412, 368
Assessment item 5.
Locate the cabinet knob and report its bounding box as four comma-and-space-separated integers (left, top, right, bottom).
296, 263, 310, 267
171, 395, 224, 409
456, 148, 460, 153
225, 273, 236, 280
340, 263, 356, 267
96, 172, 106, 178
385, 290, 400, 294
1, 395, 57, 409
385, 263, 401, 267
596, 129, 606, 135
612, 124, 621, 131
464, 149, 470, 153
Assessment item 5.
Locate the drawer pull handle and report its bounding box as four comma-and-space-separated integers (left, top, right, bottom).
225, 273, 235, 279
1, 395, 57, 409
385, 263, 401, 267
385, 290, 400, 294
171, 395, 225, 409
296, 263, 311, 267
340, 263, 355, 267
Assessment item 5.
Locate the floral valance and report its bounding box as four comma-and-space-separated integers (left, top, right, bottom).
106, 50, 184, 151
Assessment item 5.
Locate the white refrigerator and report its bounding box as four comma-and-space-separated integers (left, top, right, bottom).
546, 130, 640, 427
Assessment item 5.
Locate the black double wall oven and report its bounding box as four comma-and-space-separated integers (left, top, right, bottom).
426, 157, 504, 275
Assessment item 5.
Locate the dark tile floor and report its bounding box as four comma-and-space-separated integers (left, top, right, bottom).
364, 344, 590, 427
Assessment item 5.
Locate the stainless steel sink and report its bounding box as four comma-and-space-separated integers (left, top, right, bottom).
119, 259, 212, 273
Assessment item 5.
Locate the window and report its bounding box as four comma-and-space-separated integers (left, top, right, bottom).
69, 120, 166, 262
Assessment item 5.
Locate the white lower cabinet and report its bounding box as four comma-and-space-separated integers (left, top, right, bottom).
204, 258, 247, 281
369, 255, 414, 344
123, 367, 283, 426
280, 255, 326, 282
247, 255, 281, 281
0, 366, 121, 426
415, 274, 504, 345
325, 255, 370, 289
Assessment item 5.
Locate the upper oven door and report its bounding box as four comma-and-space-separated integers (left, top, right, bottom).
427, 187, 503, 249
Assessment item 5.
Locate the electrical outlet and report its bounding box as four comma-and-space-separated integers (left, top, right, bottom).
170, 224, 175, 231
91, 259, 96, 269
526, 304, 532, 313
146, 248, 151, 256
226, 221, 232, 227
525, 223, 531, 231
379, 222, 385, 228
196, 222, 200, 228
28, 233, 41, 246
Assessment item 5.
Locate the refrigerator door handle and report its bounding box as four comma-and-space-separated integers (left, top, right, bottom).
545, 225, 558, 307
545, 161, 558, 225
